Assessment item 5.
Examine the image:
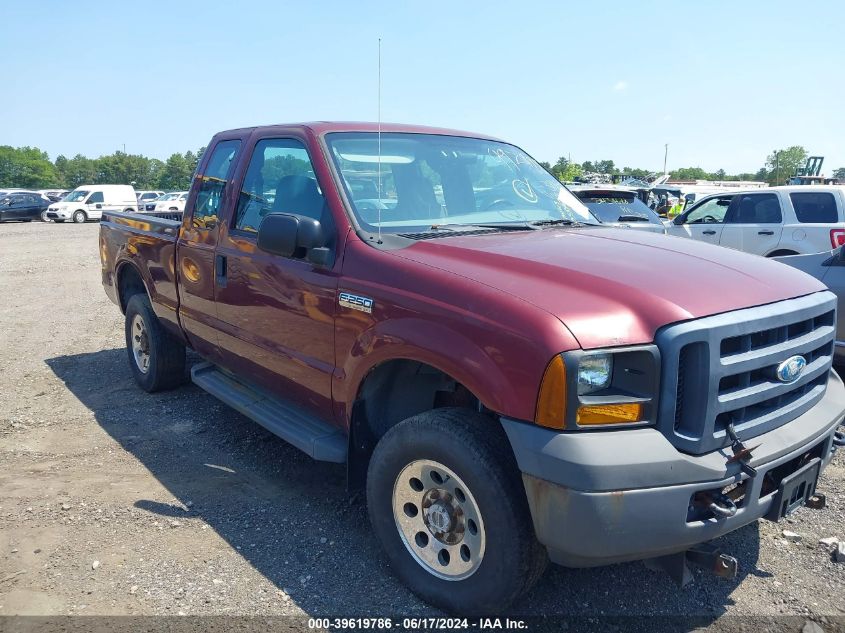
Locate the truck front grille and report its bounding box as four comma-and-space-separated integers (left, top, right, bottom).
657, 292, 836, 454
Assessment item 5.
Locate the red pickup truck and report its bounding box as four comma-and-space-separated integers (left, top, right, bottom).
100, 122, 845, 614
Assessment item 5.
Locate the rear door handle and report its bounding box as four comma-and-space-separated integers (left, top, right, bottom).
215, 254, 228, 288
702, 230, 716, 235
758, 230, 774, 235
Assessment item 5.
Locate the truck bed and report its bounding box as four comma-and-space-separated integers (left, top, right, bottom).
99, 210, 183, 329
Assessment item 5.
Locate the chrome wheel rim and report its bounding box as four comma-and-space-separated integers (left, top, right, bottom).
131, 314, 150, 374
392, 459, 485, 580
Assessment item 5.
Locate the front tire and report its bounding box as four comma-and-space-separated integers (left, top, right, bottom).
124, 293, 186, 392
367, 408, 547, 615
72, 210, 87, 223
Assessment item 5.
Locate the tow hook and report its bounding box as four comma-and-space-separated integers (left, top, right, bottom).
705, 493, 738, 518
645, 543, 738, 587
834, 430, 845, 447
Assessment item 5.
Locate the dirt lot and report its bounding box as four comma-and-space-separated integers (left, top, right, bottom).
1, 221, 844, 627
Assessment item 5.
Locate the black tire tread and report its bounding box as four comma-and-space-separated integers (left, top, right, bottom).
367, 407, 547, 615
124, 293, 186, 392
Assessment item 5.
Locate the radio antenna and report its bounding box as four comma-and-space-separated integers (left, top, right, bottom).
377, 37, 383, 244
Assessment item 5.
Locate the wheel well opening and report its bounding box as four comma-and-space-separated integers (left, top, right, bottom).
117, 265, 146, 313
347, 359, 484, 490
767, 249, 798, 257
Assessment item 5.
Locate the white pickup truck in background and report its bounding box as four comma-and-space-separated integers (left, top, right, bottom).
666, 186, 845, 256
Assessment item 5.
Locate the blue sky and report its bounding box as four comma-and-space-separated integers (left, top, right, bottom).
3, 0, 844, 174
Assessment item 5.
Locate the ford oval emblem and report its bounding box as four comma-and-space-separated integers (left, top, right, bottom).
776, 355, 806, 383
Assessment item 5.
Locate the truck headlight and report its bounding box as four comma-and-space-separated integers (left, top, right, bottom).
577, 354, 612, 394
535, 347, 659, 430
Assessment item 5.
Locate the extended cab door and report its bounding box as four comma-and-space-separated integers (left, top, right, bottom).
176, 138, 243, 361
719, 192, 784, 255
666, 194, 732, 244
213, 133, 340, 421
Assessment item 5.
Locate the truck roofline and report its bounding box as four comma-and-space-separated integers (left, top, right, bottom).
210, 121, 503, 142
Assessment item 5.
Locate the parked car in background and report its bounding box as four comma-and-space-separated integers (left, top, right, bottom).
145, 191, 188, 213
666, 186, 845, 256
775, 247, 845, 364
569, 185, 666, 233
46, 185, 137, 223
38, 189, 71, 202
135, 190, 164, 209
0, 192, 52, 222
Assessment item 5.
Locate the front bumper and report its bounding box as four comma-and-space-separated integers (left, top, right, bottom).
501, 371, 845, 567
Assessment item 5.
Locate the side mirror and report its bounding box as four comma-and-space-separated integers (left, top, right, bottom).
257, 213, 330, 265
672, 213, 685, 225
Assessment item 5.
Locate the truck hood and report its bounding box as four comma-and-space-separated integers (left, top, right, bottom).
393, 227, 826, 349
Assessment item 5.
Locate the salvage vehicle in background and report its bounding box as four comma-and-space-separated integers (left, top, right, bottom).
569, 185, 666, 233
0, 192, 52, 222
666, 186, 845, 256
46, 185, 137, 222
145, 191, 188, 213
775, 247, 845, 365
99, 122, 844, 614
135, 190, 164, 209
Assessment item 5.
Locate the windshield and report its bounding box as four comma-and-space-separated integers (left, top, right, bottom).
326, 133, 597, 232
574, 192, 662, 225
66, 190, 89, 202
159, 193, 179, 200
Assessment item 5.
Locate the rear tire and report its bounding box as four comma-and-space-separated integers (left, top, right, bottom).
72, 210, 87, 223
124, 293, 186, 392
366, 408, 547, 615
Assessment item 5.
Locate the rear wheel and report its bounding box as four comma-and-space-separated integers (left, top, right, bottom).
367, 408, 547, 615
72, 210, 87, 223
124, 293, 186, 392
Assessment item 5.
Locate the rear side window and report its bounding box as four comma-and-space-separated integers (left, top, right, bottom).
191, 139, 241, 229
728, 193, 782, 224
791, 192, 838, 223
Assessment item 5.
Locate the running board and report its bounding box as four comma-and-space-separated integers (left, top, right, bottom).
191, 362, 347, 463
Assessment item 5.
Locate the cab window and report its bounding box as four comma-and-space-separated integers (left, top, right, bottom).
684, 197, 731, 224
233, 138, 327, 235
192, 139, 241, 229
87, 191, 104, 204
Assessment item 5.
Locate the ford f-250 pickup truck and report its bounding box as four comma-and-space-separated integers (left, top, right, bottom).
100, 122, 845, 614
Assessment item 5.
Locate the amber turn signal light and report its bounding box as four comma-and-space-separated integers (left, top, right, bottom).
576, 403, 643, 426
535, 355, 567, 429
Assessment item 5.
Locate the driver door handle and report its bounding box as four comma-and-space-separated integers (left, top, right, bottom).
702, 230, 716, 235
758, 230, 774, 235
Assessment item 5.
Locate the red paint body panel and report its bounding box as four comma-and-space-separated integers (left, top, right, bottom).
99, 121, 827, 432
392, 228, 826, 350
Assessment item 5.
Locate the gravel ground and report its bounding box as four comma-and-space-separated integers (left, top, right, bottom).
0, 221, 844, 628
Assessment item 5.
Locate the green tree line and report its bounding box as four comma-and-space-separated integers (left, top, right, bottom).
0, 146, 206, 191
540, 146, 842, 187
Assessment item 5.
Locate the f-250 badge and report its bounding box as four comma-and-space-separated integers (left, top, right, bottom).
338, 292, 374, 314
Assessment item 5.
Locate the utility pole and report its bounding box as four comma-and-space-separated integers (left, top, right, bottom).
663, 143, 668, 175
775, 150, 780, 186
123, 143, 126, 154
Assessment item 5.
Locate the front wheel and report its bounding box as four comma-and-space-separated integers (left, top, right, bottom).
367, 408, 547, 615
72, 210, 87, 223
124, 293, 186, 392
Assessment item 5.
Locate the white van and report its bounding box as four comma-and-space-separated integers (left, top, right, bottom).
45, 185, 137, 223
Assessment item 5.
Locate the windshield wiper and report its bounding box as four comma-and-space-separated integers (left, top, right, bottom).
616, 215, 649, 222
530, 219, 589, 228
429, 223, 536, 232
